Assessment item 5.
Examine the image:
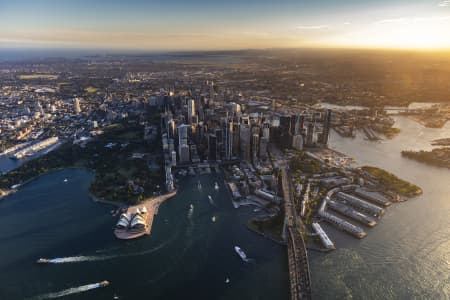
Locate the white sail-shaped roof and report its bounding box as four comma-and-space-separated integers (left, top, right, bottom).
130, 215, 146, 227
120, 213, 130, 220
117, 218, 129, 228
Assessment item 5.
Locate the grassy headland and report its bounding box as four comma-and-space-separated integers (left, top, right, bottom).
402, 148, 450, 169
361, 166, 422, 197
0, 116, 164, 204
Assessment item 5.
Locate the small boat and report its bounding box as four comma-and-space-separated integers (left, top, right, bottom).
113, 295, 119, 300
234, 246, 247, 261
225, 278, 230, 283
37, 258, 49, 264
212, 216, 216, 222
63, 178, 68, 183
190, 204, 194, 210
208, 195, 213, 201
197, 181, 202, 190
214, 182, 219, 190
99, 280, 110, 287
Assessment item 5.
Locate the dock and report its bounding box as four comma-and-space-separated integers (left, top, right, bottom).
114, 190, 177, 239
336, 192, 384, 217
327, 199, 377, 227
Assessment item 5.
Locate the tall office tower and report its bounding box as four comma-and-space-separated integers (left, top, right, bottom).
239, 123, 251, 161
322, 109, 332, 145
179, 144, 190, 163
299, 115, 305, 132
208, 134, 218, 161
74, 98, 81, 114
165, 165, 174, 192
178, 124, 189, 146
168, 119, 176, 138
251, 125, 260, 136
209, 82, 215, 106
190, 145, 200, 163
306, 122, 314, 146
187, 99, 196, 124
162, 134, 168, 152
260, 136, 269, 160
280, 115, 292, 135
161, 112, 168, 132
171, 150, 177, 166
291, 115, 298, 135
252, 133, 260, 161
262, 122, 271, 141
292, 134, 304, 150
232, 123, 240, 157
215, 128, 223, 159
168, 139, 174, 153
225, 119, 234, 160
280, 115, 293, 149
293, 114, 304, 135
232, 102, 241, 117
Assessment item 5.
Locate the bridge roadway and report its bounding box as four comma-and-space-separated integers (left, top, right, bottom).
281, 168, 312, 300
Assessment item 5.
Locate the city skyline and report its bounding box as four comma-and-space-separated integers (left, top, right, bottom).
1, 0, 450, 51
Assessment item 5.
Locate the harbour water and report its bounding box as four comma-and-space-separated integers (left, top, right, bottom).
0, 116, 449, 299
312, 116, 450, 299
0, 169, 287, 300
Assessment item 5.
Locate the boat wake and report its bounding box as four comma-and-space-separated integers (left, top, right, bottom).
38, 238, 173, 265
243, 258, 256, 264
31, 282, 106, 299
187, 204, 194, 219
208, 195, 217, 207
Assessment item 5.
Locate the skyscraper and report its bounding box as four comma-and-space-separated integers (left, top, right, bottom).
306, 122, 314, 146
178, 124, 188, 146
252, 133, 260, 161
225, 119, 234, 160
187, 99, 196, 124
74, 98, 81, 114
208, 134, 218, 161
240, 123, 251, 161
322, 109, 332, 145
179, 144, 190, 163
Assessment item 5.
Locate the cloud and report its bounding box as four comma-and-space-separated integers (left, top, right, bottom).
375, 16, 450, 25
375, 18, 408, 24
343, 22, 351, 25
439, 0, 450, 7
296, 25, 329, 30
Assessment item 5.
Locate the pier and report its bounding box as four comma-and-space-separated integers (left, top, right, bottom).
336, 192, 384, 217
327, 199, 377, 227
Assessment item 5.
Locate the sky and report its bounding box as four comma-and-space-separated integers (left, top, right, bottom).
1, 0, 450, 51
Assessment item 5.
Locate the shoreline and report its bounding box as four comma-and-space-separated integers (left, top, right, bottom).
88, 192, 125, 208
0, 166, 91, 199
405, 115, 448, 129
0, 167, 132, 208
